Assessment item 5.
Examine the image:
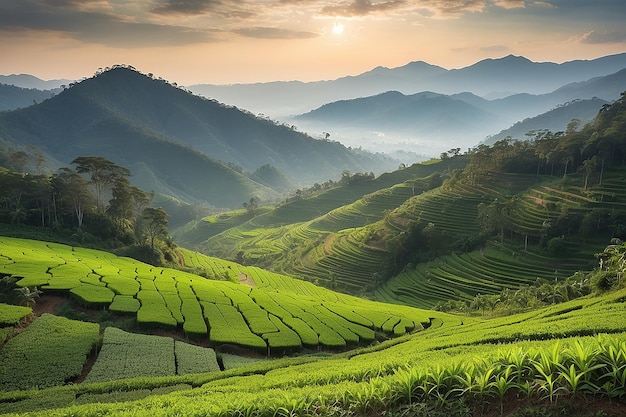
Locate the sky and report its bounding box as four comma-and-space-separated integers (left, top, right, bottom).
1, 0, 626, 86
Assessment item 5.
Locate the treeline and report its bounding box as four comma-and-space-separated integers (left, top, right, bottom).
0, 154, 172, 264
464, 91, 626, 181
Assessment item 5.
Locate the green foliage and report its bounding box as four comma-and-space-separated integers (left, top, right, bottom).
108, 295, 141, 313
0, 314, 99, 391
85, 327, 176, 383
70, 284, 115, 306
0, 302, 32, 325
174, 341, 220, 375
0, 288, 625, 415
591, 241, 626, 292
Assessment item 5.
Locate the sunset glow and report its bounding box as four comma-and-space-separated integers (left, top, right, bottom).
332, 22, 345, 36
0, 0, 625, 85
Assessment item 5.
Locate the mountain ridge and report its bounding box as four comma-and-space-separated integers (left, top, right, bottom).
189, 53, 626, 116
0, 67, 394, 208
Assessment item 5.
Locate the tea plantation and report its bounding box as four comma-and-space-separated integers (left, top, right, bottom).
0, 236, 430, 354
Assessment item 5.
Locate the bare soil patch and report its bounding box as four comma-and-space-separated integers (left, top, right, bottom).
238, 272, 256, 287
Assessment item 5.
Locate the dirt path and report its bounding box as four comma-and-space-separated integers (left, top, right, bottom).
32, 294, 65, 317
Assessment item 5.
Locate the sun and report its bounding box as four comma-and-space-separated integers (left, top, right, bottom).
332, 22, 345, 35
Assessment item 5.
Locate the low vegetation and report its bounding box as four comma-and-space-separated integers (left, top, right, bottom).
0, 236, 430, 354
0, 286, 623, 415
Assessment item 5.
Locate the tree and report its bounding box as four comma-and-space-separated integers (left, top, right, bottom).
581, 156, 599, 189
142, 207, 168, 250
477, 198, 512, 243
51, 168, 93, 228
108, 177, 152, 239
71, 156, 131, 213
15, 286, 43, 308
242, 197, 258, 215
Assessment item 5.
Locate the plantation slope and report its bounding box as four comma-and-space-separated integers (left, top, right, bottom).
174, 157, 467, 250
0, 237, 432, 353
188, 161, 625, 307
373, 167, 626, 308
1, 289, 624, 415
189, 162, 463, 292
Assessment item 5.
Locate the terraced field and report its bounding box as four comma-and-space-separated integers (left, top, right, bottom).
181, 167, 626, 308
0, 237, 431, 354
1, 286, 624, 416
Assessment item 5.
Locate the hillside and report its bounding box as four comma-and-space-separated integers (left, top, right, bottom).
0, 66, 395, 208
175, 92, 626, 309
294, 91, 498, 147
0, 84, 59, 111
289, 70, 626, 156
483, 97, 609, 145
0, 236, 432, 356
0, 74, 69, 90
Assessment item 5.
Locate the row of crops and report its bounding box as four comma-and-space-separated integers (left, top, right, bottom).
0, 237, 429, 353
376, 243, 587, 309
1, 287, 624, 415
85, 327, 222, 383
0, 315, 259, 394
191, 167, 458, 291
0, 314, 99, 391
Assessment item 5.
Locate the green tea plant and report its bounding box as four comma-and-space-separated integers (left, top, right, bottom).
0, 314, 99, 391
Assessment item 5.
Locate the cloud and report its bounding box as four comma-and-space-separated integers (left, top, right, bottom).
411, 0, 486, 18
320, 0, 406, 17
579, 29, 626, 45
0, 0, 221, 47
234, 26, 319, 39
480, 44, 509, 53
492, 0, 525, 9
151, 0, 223, 16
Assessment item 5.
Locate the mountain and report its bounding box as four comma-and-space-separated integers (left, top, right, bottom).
484, 97, 609, 144
0, 74, 70, 90
436, 54, 626, 97
0, 83, 60, 111
189, 53, 626, 117
288, 68, 626, 156
293, 91, 498, 153
0, 67, 393, 207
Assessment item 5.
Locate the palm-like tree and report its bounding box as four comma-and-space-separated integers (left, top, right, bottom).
15, 287, 43, 308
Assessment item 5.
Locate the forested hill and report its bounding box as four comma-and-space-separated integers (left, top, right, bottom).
0, 66, 395, 206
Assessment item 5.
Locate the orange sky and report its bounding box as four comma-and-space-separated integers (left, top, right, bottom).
1, 0, 625, 85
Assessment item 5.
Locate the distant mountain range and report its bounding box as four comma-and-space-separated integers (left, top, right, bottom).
483, 97, 610, 145
0, 74, 70, 90
0, 83, 61, 111
1, 53, 625, 165
0, 67, 395, 209
188, 53, 626, 116
290, 68, 626, 155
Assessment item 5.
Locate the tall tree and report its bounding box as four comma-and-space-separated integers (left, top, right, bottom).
71, 156, 131, 214
51, 168, 93, 228
108, 177, 153, 239
142, 207, 168, 250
